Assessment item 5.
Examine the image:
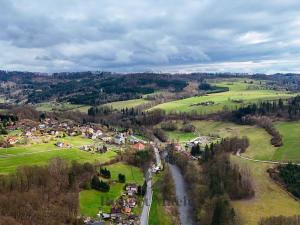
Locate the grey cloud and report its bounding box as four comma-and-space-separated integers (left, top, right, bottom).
1, 0, 300, 73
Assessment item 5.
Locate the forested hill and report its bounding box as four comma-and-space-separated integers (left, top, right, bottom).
1, 70, 300, 106
0, 71, 189, 105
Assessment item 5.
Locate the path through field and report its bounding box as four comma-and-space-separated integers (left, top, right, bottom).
236, 149, 300, 165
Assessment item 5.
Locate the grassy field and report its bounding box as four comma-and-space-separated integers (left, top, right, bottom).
0, 136, 117, 173
273, 121, 300, 162
190, 120, 300, 224
103, 98, 149, 110
231, 156, 300, 225
166, 130, 197, 142
149, 174, 173, 225
35, 101, 90, 113
79, 162, 144, 217
193, 120, 277, 160
151, 81, 295, 114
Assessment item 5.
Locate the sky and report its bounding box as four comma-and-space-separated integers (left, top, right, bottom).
1, 0, 300, 74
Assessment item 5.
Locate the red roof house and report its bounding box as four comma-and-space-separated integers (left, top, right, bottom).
132, 142, 146, 151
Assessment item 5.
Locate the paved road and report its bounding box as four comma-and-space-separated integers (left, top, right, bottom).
140, 169, 153, 225
140, 144, 162, 225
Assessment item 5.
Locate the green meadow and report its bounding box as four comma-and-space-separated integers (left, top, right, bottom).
191, 120, 300, 224
79, 162, 144, 217
166, 130, 197, 142
0, 136, 117, 173
151, 81, 295, 114
231, 156, 300, 225
103, 98, 149, 110
192, 120, 277, 160
273, 121, 300, 162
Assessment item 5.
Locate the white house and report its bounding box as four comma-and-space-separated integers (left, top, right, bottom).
114, 133, 125, 145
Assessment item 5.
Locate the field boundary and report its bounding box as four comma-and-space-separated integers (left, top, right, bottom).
236, 150, 300, 165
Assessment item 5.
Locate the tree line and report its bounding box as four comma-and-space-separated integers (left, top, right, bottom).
0, 158, 95, 225
167, 136, 254, 225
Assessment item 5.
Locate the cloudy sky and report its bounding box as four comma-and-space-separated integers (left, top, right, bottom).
1, 0, 300, 73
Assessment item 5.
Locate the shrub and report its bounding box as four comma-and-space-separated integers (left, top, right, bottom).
161, 121, 178, 131
153, 128, 168, 142
181, 123, 196, 132
118, 174, 126, 183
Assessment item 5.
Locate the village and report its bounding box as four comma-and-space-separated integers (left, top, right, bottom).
0, 116, 215, 225
0, 117, 153, 225
0, 117, 148, 153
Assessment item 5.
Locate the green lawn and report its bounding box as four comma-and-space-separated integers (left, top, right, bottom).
149, 174, 173, 225
0, 136, 117, 173
273, 121, 300, 162
79, 162, 144, 217
151, 81, 295, 114
166, 130, 197, 142
106, 162, 144, 184
103, 98, 149, 110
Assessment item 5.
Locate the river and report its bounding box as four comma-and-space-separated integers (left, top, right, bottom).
168, 163, 195, 225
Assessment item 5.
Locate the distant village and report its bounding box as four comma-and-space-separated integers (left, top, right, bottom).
1, 117, 147, 153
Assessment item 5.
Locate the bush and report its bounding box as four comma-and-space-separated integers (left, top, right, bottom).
161, 121, 178, 131
279, 164, 300, 198
91, 175, 110, 192
180, 123, 196, 132
153, 128, 168, 142
118, 174, 126, 183
99, 168, 111, 179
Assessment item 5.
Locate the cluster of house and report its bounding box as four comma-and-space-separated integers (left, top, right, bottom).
80, 144, 108, 153
170, 135, 212, 160
84, 183, 140, 225
102, 183, 139, 224
185, 136, 210, 148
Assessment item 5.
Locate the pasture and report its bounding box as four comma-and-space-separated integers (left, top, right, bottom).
35, 101, 90, 113
103, 98, 149, 110
273, 121, 300, 162
151, 81, 295, 114
0, 136, 118, 173
191, 120, 300, 224
193, 120, 277, 161
79, 162, 144, 217
231, 156, 300, 225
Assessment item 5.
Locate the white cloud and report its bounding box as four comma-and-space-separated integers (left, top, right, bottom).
237, 32, 270, 45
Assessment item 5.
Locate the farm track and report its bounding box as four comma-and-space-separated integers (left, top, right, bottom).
236, 150, 300, 165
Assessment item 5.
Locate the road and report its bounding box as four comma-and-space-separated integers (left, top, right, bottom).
140, 168, 153, 225
140, 144, 162, 225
